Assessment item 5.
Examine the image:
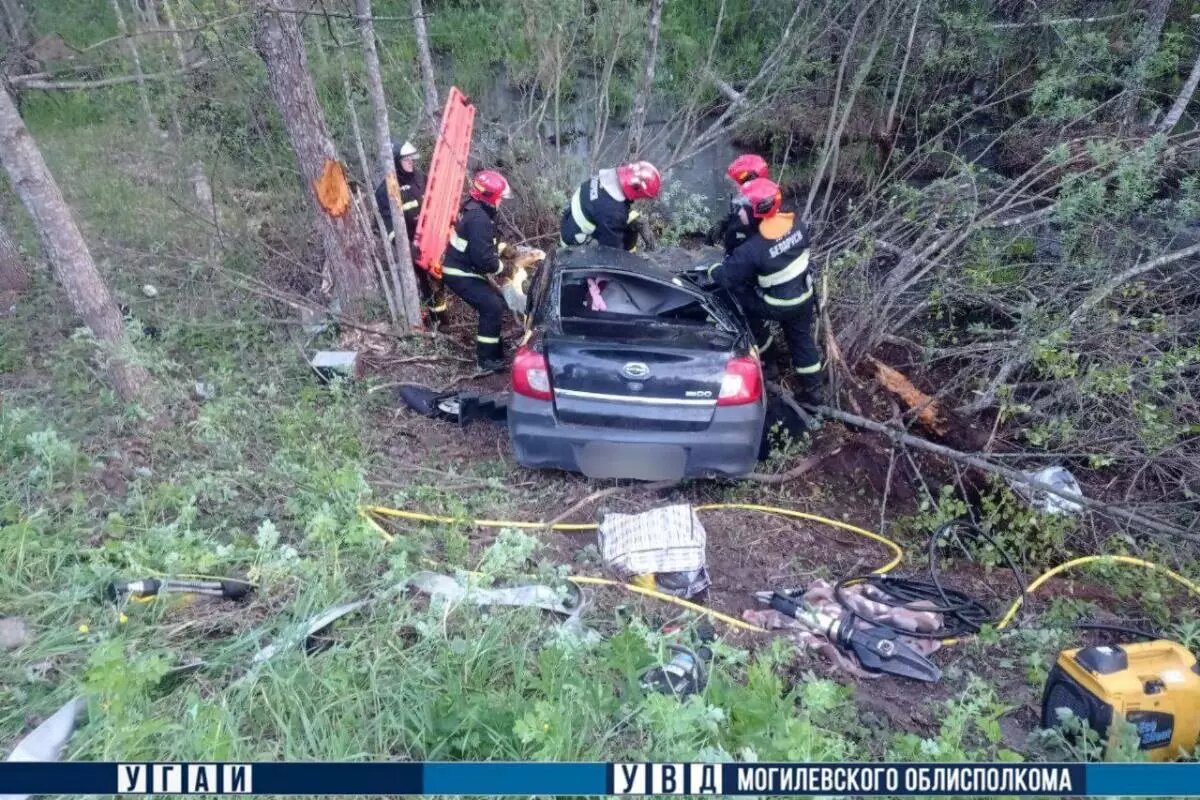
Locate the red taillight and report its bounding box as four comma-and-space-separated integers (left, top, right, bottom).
717, 356, 762, 406
512, 346, 552, 401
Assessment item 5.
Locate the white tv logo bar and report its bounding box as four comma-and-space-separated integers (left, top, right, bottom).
116, 763, 252, 794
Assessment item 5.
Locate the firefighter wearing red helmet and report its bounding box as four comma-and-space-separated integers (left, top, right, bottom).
560, 161, 661, 251
708, 154, 770, 255
708, 178, 823, 405
442, 170, 514, 372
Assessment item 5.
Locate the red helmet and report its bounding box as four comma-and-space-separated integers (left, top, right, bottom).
469, 170, 511, 206
738, 178, 782, 219
616, 161, 661, 200
726, 154, 769, 185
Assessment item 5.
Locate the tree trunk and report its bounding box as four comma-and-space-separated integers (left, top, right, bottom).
1116, 0, 1172, 130
627, 0, 663, 158
1158, 28, 1200, 134
111, 0, 157, 135
0, 84, 157, 405
133, 0, 160, 28
0, 218, 30, 293
335, 43, 399, 324
356, 0, 423, 329
409, 0, 440, 130
0, 0, 30, 49
160, 0, 215, 214
252, 0, 377, 314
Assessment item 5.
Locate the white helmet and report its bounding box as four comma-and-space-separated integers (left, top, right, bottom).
396, 140, 418, 159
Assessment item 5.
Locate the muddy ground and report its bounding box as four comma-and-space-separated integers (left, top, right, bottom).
353, 309, 1161, 754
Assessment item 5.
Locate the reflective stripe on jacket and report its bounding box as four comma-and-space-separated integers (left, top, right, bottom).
710, 212, 813, 308
559, 176, 637, 250
442, 199, 502, 279
374, 168, 426, 239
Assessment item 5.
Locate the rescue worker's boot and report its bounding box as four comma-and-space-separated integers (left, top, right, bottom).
477, 338, 506, 374
794, 373, 824, 408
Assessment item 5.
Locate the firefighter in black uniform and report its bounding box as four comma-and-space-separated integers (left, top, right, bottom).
374, 140, 446, 324
708, 153, 770, 255
441, 170, 512, 372
709, 178, 823, 405
559, 161, 661, 251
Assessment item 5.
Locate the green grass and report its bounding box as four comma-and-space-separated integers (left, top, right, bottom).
6, 2, 1200, 774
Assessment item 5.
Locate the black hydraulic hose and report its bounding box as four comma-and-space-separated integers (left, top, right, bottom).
833, 520, 1170, 642
833, 520, 1028, 640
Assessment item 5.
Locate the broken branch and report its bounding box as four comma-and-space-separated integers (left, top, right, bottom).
815, 405, 1199, 542
9, 60, 208, 90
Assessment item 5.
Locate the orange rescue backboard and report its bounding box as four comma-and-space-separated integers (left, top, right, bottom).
413, 87, 476, 278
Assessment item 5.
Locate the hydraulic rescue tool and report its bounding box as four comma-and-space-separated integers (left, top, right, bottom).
754, 590, 942, 683
106, 578, 254, 602
1042, 640, 1200, 761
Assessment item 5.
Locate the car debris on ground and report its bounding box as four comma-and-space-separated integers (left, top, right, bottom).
599, 504, 710, 600
1011, 465, 1085, 516
3, 695, 87, 800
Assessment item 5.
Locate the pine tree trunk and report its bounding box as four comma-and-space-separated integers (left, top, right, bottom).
0, 218, 30, 293
627, 0, 664, 159
0, 84, 157, 405
337, 35, 400, 324
161, 0, 215, 214
1116, 0, 1172, 130
111, 0, 158, 135
409, 0, 440, 130
357, 0, 423, 329
252, 0, 377, 314
0, 0, 30, 49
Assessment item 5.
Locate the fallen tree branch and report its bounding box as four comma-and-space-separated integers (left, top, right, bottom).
78, 11, 251, 51
704, 67, 746, 106
9, 60, 208, 90
991, 12, 1130, 29
815, 405, 1199, 542
545, 480, 678, 529
1069, 241, 1200, 324
747, 454, 825, 485
1159, 28, 1200, 135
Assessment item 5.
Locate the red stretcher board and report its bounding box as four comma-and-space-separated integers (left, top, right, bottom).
413, 87, 476, 278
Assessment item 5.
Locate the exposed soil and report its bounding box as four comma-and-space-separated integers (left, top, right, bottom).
359, 317, 1166, 752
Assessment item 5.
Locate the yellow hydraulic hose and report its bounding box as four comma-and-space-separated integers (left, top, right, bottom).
568, 575, 766, 633
360, 504, 1200, 641
361, 503, 902, 573
996, 554, 1200, 631
364, 505, 595, 532
361, 502, 904, 635
692, 503, 904, 574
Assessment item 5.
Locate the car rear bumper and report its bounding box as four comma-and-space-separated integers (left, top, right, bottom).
508, 393, 765, 480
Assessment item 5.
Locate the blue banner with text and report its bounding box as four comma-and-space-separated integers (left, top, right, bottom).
1, 761, 1199, 796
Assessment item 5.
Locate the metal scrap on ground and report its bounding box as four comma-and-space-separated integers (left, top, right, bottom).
2, 696, 86, 800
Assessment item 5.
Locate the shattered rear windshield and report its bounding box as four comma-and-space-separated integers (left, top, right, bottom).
559, 271, 714, 326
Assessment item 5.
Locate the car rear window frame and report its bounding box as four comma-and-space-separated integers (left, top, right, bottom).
550, 266, 737, 333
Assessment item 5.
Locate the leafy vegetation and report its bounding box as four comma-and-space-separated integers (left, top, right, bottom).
3, 0, 1200, 778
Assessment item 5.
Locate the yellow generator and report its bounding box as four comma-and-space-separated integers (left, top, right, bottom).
1041, 640, 1200, 761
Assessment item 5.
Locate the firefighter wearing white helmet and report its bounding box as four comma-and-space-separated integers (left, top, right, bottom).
375, 140, 425, 242
374, 139, 446, 323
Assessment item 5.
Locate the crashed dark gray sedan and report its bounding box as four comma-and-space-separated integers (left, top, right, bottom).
508, 246, 766, 481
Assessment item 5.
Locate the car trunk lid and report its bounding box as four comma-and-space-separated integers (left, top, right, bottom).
546, 320, 736, 430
